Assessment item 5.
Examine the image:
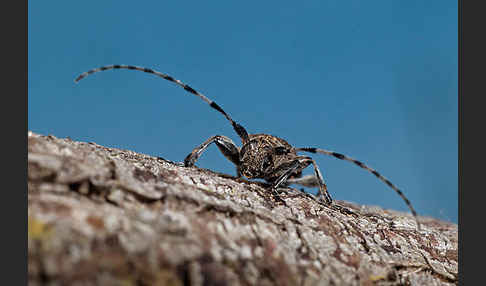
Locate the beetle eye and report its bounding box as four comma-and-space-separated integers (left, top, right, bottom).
274, 146, 288, 155
262, 154, 272, 170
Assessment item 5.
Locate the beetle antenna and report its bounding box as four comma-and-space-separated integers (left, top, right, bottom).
296, 147, 420, 230
75, 65, 249, 142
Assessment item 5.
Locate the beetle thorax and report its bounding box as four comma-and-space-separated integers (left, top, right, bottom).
239, 143, 273, 179
238, 134, 295, 179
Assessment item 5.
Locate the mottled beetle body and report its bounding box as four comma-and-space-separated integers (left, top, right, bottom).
75, 65, 420, 229
238, 134, 298, 180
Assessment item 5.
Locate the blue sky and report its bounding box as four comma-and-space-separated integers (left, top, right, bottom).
28, 1, 457, 223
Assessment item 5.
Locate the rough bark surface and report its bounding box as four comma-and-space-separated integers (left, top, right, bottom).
28, 131, 458, 286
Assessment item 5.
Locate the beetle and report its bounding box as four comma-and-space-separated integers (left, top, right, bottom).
75, 65, 420, 228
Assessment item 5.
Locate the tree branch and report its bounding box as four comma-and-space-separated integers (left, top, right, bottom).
28, 131, 458, 285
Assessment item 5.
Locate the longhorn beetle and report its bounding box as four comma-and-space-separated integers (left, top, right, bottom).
75, 65, 420, 229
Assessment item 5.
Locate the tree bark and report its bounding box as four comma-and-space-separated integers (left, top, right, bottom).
28, 131, 458, 285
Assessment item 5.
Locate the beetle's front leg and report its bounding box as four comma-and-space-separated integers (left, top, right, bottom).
269, 156, 332, 205
184, 135, 240, 172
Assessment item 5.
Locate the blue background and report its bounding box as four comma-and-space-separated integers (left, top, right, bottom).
28, 1, 457, 223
